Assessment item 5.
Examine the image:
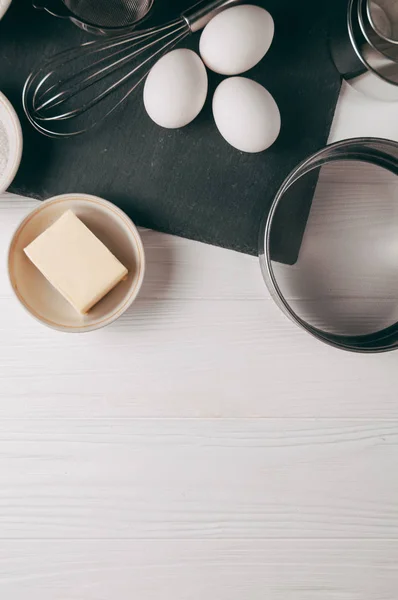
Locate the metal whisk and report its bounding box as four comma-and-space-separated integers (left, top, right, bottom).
23, 0, 240, 138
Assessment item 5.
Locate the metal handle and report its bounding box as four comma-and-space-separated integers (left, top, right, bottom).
32, 0, 73, 19
182, 0, 241, 33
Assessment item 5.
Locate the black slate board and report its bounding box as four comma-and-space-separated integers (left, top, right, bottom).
0, 0, 341, 261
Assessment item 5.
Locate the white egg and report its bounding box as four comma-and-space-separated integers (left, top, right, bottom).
212, 77, 281, 153
199, 4, 274, 76
144, 49, 208, 129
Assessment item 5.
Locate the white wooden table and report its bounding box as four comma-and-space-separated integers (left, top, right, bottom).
1, 83, 398, 600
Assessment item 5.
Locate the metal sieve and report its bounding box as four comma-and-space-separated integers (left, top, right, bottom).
33, 0, 154, 34
367, 0, 398, 43
330, 0, 398, 101
259, 138, 398, 353
358, 0, 398, 64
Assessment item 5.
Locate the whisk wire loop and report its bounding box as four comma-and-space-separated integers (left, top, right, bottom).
23, 0, 239, 137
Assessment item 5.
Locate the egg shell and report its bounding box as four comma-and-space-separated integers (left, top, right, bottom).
144, 49, 208, 129
199, 4, 274, 76
212, 77, 281, 153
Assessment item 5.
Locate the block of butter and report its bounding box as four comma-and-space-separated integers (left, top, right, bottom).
24, 210, 128, 314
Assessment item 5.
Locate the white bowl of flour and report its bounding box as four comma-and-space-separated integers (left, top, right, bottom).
0, 0, 11, 20
0, 92, 23, 194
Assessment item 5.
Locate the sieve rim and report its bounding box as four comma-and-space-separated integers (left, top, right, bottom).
348, 0, 398, 88
367, 0, 398, 45
259, 137, 398, 353
358, 0, 398, 75
63, 0, 155, 33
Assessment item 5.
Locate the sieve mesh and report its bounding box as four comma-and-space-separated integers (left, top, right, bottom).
63, 0, 153, 28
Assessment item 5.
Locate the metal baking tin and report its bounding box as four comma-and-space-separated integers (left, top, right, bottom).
259, 138, 398, 353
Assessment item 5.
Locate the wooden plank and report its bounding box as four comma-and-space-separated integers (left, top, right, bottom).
1, 288, 398, 417
329, 82, 398, 144
0, 539, 397, 600
0, 418, 397, 540
2, 199, 398, 418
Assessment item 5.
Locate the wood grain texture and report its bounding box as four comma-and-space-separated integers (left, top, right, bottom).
0, 81, 398, 600
0, 418, 398, 540
1, 540, 397, 600
1, 195, 398, 418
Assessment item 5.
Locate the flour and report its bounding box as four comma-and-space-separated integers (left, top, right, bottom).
0, 121, 9, 177
0, 0, 12, 19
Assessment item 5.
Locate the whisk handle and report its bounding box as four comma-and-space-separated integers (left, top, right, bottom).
182, 0, 241, 32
